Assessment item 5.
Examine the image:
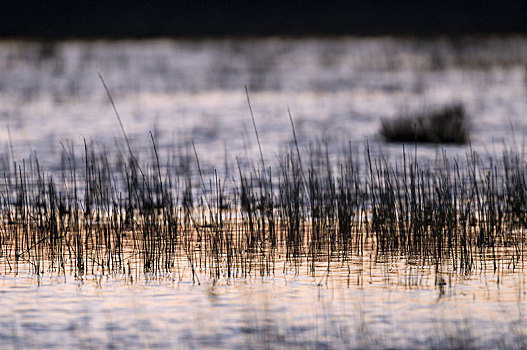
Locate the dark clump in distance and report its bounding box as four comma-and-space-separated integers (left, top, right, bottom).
381, 103, 469, 144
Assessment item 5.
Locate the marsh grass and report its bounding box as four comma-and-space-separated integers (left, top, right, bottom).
381, 103, 469, 144
0, 82, 522, 282
0, 128, 526, 286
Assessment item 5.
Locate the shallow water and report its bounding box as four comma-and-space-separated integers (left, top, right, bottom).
1, 36, 527, 349
0, 242, 526, 349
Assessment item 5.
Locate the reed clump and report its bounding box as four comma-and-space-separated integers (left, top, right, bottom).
381, 103, 469, 144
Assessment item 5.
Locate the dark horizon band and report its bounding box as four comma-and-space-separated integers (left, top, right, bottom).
1, 0, 527, 39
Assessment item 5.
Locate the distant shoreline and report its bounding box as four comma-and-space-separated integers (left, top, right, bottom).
1, 1, 527, 39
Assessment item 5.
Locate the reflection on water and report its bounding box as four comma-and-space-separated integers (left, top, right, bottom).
0, 241, 526, 349
1, 36, 527, 348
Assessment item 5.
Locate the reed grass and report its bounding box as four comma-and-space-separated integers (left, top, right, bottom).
0, 127, 525, 284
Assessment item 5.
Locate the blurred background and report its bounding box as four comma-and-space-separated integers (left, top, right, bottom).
1, 1, 527, 169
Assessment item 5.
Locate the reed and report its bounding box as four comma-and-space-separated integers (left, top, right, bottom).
381, 103, 469, 144
0, 127, 525, 284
